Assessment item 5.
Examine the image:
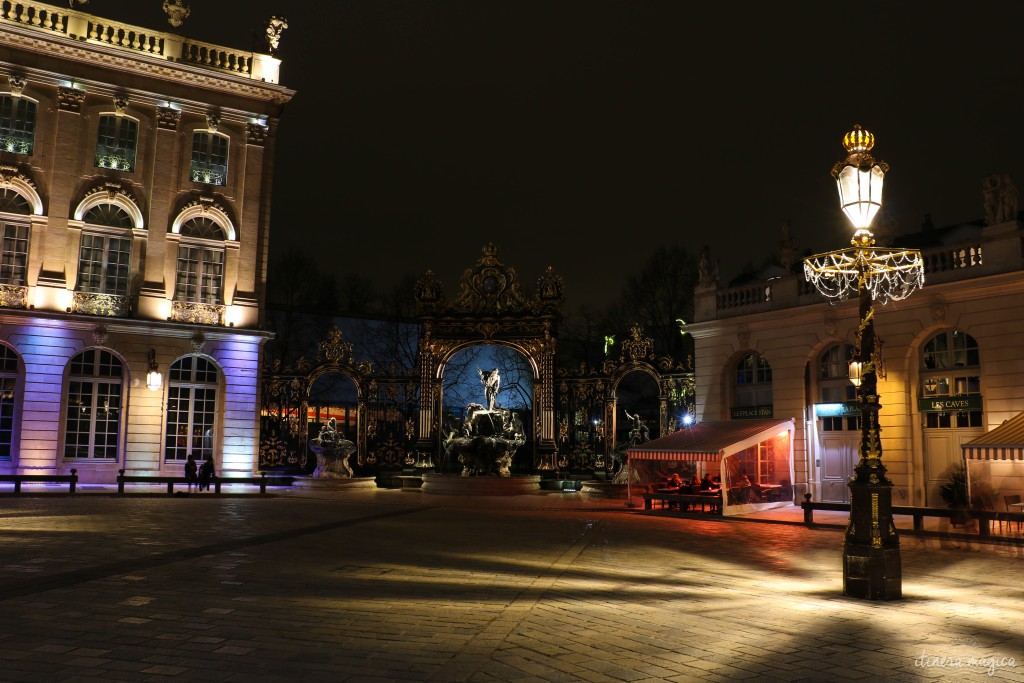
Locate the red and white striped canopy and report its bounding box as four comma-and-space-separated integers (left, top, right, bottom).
962, 411, 1024, 461
627, 418, 792, 462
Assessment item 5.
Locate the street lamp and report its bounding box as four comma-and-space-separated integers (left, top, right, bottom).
804, 125, 924, 600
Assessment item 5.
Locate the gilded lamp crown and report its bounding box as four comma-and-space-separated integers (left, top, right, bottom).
842, 125, 874, 154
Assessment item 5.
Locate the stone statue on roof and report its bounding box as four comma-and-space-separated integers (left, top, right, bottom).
265, 16, 289, 54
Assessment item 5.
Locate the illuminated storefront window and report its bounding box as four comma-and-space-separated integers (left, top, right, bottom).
920, 330, 982, 428
64, 349, 123, 459
164, 355, 218, 461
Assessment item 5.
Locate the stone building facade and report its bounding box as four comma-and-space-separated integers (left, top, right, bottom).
689, 189, 1024, 508
0, 3, 293, 481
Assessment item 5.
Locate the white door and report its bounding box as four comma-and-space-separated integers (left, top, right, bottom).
820, 433, 858, 503
924, 430, 983, 507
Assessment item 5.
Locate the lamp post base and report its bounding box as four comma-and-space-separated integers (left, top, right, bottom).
843, 481, 902, 600
843, 544, 902, 600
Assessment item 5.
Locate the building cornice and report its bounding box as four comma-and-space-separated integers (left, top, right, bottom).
0, 23, 295, 107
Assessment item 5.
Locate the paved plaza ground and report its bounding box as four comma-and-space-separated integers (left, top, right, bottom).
0, 487, 1022, 682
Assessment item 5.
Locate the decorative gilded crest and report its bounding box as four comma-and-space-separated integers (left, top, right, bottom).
536, 266, 564, 310
317, 327, 353, 364
413, 269, 444, 311
620, 324, 654, 362
452, 244, 527, 314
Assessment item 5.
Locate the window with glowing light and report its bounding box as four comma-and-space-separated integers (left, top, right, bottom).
190, 131, 228, 186
818, 343, 860, 432
734, 353, 773, 409
920, 330, 982, 429
174, 218, 226, 305
0, 189, 30, 287
76, 232, 132, 296
0, 95, 36, 155
94, 115, 138, 172
164, 355, 218, 462
0, 344, 19, 459
63, 349, 123, 459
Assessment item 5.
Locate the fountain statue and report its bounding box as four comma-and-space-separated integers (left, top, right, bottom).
308, 417, 356, 478
442, 368, 526, 477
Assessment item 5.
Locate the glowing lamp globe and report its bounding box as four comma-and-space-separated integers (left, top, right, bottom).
832, 125, 888, 233
848, 359, 863, 388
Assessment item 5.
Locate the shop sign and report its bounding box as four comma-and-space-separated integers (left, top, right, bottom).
731, 405, 773, 419
814, 402, 861, 418
917, 395, 983, 412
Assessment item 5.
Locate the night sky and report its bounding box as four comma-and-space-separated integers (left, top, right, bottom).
100, 1, 1024, 311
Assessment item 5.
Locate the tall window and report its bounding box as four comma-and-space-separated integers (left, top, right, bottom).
921, 329, 982, 429
95, 115, 138, 171
0, 95, 36, 155
77, 233, 132, 295
174, 218, 225, 304
735, 353, 773, 408
0, 189, 30, 287
165, 355, 218, 461
0, 344, 19, 459
190, 131, 228, 185
64, 350, 123, 459
818, 343, 860, 432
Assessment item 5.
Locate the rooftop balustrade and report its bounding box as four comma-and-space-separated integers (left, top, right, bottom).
0, 0, 281, 84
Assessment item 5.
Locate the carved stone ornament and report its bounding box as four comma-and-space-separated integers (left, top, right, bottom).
737, 325, 751, 349
620, 324, 654, 363
7, 76, 25, 97
92, 324, 109, 346
162, 0, 191, 28
823, 313, 838, 338
930, 295, 947, 323
205, 113, 221, 133
156, 106, 181, 130
191, 331, 206, 352
113, 95, 128, 116
0, 283, 27, 309
246, 122, 267, 146
264, 16, 289, 54
57, 86, 85, 113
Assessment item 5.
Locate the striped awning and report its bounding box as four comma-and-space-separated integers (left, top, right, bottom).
627, 418, 792, 462
962, 411, 1024, 461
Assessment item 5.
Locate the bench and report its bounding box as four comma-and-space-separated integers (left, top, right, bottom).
116, 469, 270, 495
0, 468, 78, 493
800, 493, 1024, 537
642, 492, 722, 514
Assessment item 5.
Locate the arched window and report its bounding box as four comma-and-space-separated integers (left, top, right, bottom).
921, 330, 982, 429
174, 218, 226, 305
817, 343, 860, 432
0, 94, 36, 155
164, 355, 218, 461
64, 349, 123, 459
190, 131, 228, 185
77, 203, 134, 296
0, 344, 19, 459
0, 188, 30, 287
95, 114, 138, 172
735, 353, 773, 411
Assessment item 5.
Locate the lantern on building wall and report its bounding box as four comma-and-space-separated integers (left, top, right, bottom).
146, 349, 163, 392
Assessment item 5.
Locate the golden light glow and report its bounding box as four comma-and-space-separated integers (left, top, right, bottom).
849, 360, 863, 387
